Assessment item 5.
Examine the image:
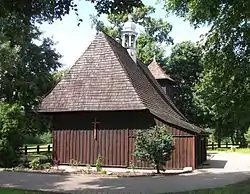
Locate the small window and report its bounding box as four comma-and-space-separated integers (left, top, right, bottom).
131, 35, 135, 47
125, 34, 129, 47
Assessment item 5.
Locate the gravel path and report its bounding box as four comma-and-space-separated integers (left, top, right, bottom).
1, 152, 250, 194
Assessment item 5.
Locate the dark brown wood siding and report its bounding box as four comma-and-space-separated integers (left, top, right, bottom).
52, 111, 197, 169
53, 129, 131, 166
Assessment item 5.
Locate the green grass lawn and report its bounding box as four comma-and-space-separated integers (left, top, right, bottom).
0, 188, 56, 194
170, 178, 250, 194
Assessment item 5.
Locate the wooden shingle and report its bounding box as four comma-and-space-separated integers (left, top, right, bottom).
148, 58, 174, 81
39, 32, 202, 133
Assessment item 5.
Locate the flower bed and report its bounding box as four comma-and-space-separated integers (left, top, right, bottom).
3, 166, 192, 177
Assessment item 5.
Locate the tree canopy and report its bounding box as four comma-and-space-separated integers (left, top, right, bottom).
163, 0, 250, 143
0, 0, 143, 45
165, 41, 203, 124
91, 5, 173, 64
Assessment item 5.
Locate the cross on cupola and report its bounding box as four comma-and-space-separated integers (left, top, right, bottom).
121, 15, 138, 63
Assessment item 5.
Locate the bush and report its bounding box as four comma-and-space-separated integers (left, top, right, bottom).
23, 131, 52, 145
134, 125, 174, 174
39, 132, 52, 144
96, 154, 102, 172
29, 157, 41, 170
0, 103, 25, 167
29, 157, 51, 170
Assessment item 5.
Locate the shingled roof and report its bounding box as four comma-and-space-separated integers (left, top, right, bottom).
39, 32, 203, 133
148, 58, 174, 81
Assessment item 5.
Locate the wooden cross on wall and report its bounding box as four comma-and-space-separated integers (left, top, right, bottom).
92, 117, 100, 140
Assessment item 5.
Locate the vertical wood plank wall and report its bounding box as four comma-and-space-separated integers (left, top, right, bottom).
53, 127, 196, 169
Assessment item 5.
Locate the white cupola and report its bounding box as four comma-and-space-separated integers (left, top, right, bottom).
121, 15, 138, 63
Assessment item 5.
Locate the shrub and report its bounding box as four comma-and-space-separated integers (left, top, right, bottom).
96, 154, 102, 172
29, 157, 51, 170
39, 132, 52, 144
134, 125, 174, 174
29, 158, 41, 170
0, 103, 25, 167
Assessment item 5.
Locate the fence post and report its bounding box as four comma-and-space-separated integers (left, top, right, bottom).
48, 145, 51, 153
37, 145, 40, 154
226, 142, 228, 148
25, 145, 28, 155
212, 142, 214, 150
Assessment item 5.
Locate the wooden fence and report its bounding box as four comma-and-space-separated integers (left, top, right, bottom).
207, 142, 240, 150
20, 142, 241, 155
20, 145, 53, 155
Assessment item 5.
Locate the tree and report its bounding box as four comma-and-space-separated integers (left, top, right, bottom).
165, 41, 203, 124
0, 31, 62, 135
134, 125, 174, 174
91, 5, 173, 64
194, 49, 250, 146
0, 102, 25, 167
1, 0, 143, 45
164, 0, 250, 144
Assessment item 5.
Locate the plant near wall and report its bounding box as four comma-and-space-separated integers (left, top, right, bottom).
0, 102, 25, 167
134, 125, 174, 174
95, 154, 103, 172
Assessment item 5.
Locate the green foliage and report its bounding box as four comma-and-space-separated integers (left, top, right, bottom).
0, 29, 62, 135
29, 157, 51, 170
29, 157, 41, 170
0, 102, 25, 167
100, 169, 107, 174
95, 154, 102, 172
91, 5, 172, 64
1, 0, 143, 45
24, 132, 52, 145
194, 49, 250, 142
166, 41, 203, 124
165, 0, 250, 143
244, 127, 250, 143
134, 125, 174, 173
39, 132, 52, 144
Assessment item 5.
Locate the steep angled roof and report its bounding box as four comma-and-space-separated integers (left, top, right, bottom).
148, 58, 174, 81
39, 32, 202, 133
39, 33, 146, 112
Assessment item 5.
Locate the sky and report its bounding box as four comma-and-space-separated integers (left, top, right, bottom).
39, 0, 209, 69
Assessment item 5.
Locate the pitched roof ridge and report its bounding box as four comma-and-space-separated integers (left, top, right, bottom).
137, 60, 187, 120
148, 60, 174, 81
102, 32, 147, 110
103, 32, 187, 121
38, 34, 98, 109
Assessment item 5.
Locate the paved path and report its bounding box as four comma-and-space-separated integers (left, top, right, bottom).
1, 152, 250, 194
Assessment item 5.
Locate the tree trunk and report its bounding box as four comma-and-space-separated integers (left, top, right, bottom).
156, 164, 160, 174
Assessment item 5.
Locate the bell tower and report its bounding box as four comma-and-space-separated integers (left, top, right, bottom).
121, 15, 138, 63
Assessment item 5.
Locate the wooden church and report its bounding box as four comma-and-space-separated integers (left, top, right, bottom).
39, 16, 207, 169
